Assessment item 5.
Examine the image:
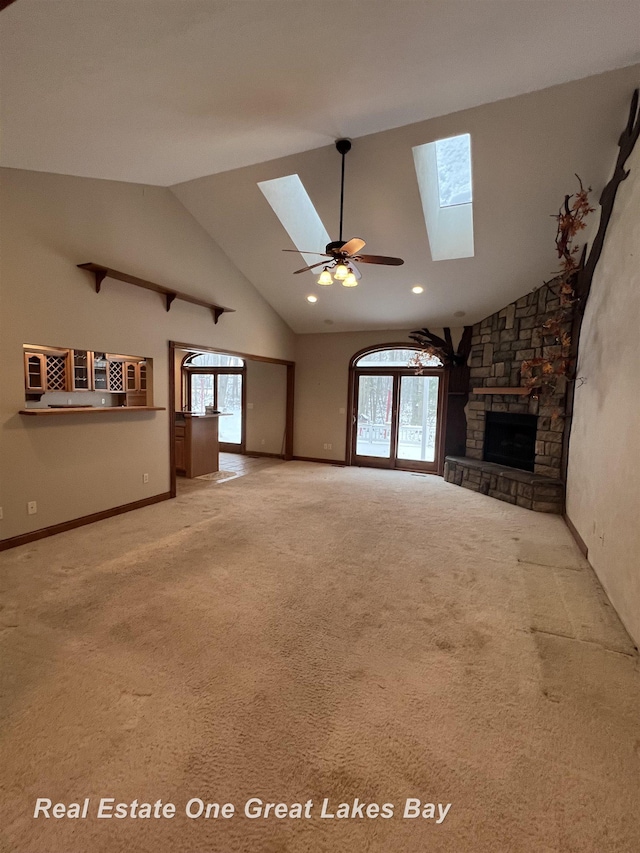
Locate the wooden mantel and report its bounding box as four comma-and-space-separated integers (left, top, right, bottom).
78, 263, 234, 324
472, 387, 530, 395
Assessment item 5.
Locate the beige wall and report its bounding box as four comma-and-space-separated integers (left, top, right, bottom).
565, 143, 640, 646
245, 361, 287, 455
0, 168, 295, 541
293, 329, 461, 461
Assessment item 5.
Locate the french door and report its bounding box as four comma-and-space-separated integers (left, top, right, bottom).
351, 370, 444, 472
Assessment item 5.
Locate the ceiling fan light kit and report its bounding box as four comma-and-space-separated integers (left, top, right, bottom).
283, 139, 404, 293
317, 267, 332, 285
333, 263, 349, 281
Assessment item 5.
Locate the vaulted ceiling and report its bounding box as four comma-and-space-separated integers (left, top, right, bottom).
2, 1, 640, 332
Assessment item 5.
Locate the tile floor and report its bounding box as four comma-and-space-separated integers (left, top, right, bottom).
219, 451, 285, 478
176, 452, 284, 494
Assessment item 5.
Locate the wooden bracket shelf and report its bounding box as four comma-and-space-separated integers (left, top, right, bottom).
78, 263, 234, 324
472, 387, 530, 395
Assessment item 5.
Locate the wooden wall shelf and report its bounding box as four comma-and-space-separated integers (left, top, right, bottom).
78, 263, 234, 324
19, 406, 166, 416
472, 387, 530, 395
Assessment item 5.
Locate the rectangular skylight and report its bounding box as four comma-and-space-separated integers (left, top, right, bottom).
435, 134, 472, 207
413, 133, 474, 261
258, 174, 330, 270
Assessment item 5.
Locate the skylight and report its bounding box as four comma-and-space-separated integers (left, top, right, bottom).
413, 133, 474, 261
257, 174, 330, 270
435, 134, 472, 207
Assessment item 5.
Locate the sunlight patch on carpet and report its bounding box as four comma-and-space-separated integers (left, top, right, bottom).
196, 470, 238, 482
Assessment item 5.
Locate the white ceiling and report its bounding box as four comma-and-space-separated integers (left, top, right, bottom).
2, 0, 640, 185
2, 1, 640, 333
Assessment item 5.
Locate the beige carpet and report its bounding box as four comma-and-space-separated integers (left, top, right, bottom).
1, 463, 638, 853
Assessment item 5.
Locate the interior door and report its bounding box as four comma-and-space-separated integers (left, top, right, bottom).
352, 370, 443, 472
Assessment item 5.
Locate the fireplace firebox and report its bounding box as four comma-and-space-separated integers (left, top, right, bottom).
483, 412, 537, 472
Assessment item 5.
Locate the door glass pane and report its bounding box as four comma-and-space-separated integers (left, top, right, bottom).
397, 375, 439, 462
217, 373, 242, 444
355, 375, 393, 458
190, 374, 215, 413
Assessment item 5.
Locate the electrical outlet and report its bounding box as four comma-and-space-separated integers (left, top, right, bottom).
261, 439, 265, 445
327, 443, 332, 450
101, 398, 106, 405
68, 398, 72, 404
143, 473, 149, 484
27, 501, 37, 515
0, 507, 3, 520
247, 402, 254, 410
339, 407, 345, 414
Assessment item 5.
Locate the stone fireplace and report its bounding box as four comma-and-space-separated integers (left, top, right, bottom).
444, 280, 566, 513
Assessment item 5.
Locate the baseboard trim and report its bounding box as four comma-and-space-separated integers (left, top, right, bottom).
563, 513, 588, 558
292, 455, 346, 466
0, 492, 172, 552
244, 451, 285, 459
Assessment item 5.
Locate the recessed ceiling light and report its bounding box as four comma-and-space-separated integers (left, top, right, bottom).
306, 295, 318, 303
412, 286, 424, 294
453, 310, 466, 317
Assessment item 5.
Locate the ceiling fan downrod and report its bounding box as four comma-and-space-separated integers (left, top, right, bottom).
335, 138, 351, 245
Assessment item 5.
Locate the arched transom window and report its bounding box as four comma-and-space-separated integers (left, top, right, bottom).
184, 352, 244, 368
353, 347, 443, 368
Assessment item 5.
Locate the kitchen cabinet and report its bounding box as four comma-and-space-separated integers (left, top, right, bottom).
24, 349, 70, 392
93, 352, 109, 390
24, 353, 46, 392
124, 360, 147, 392
22, 344, 152, 408
174, 413, 221, 478
71, 350, 93, 391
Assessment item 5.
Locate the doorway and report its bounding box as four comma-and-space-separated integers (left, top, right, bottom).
184, 352, 245, 451
349, 346, 445, 473
169, 341, 295, 499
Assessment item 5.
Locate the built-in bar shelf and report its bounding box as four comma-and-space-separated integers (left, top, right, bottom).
472, 387, 530, 396
19, 406, 166, 416
78, 263, 234, 324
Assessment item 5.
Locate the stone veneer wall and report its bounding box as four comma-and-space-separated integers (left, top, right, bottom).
465, 280, 567, 479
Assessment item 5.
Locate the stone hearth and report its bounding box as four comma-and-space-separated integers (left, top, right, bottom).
444, 456, 564, 513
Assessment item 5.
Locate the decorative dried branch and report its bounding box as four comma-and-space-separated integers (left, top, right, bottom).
409, 326, 472, 368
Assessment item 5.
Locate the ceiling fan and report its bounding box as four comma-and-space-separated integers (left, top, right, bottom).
282, 138, 404, 287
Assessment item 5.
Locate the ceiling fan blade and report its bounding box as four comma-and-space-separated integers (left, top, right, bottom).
292, 260, 329, 274
353, 254, 404, 266
341, 237, 366, 256
282, 249, 331, 256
